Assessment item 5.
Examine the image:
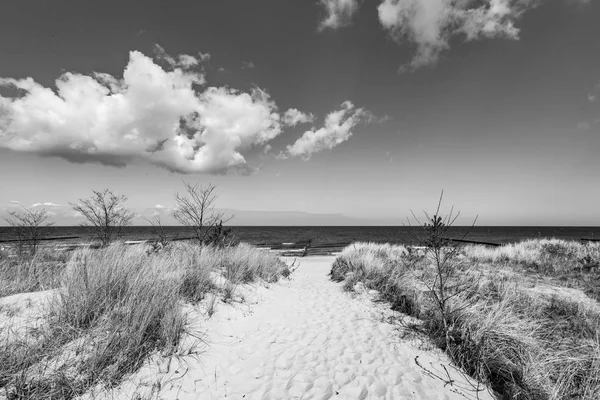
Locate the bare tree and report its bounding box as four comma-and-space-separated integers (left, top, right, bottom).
144, 213, 170, 248
70, 189, 134, 247
172, 181, 232, 244
5, 207, 53, 256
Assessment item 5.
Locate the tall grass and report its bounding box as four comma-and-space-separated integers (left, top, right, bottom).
463, 239, 600, 301
0, 248, 68, 297
331, 240, 600, 400
0, 241, 288, 399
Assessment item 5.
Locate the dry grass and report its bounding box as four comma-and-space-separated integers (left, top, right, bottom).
0, 248, 68, 298
331, 240, 600, 400
463, 239, 600, 301
0, 241, 288, 399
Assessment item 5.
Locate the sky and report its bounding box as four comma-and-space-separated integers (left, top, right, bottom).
0, 0, 599, 226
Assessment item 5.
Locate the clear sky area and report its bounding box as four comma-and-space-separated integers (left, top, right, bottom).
1, 0, 599, 226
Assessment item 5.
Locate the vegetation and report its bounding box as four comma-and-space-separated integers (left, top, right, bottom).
173, 181, 232, 245
463, 239, 600, 302
70, 189, 134, 247
0, 242, 289, 399
0, 248, 68, 297
331, 239, 600, 400
4, 207, 53, 257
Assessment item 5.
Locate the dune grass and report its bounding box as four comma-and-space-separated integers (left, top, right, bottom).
0, 241, 289, 399
331, 240, 600, 400
0, 248, 68, 298
463, 239, 600, 301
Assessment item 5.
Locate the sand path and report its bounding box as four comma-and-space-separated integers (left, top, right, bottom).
104, 256, 492, 400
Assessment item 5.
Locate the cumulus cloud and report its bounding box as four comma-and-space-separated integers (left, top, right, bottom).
377, 0, 527, 70
319, 0, 360, 30
284, 101, 371, 159
589, 94, 597, 103
283, 108, 315, 127
242, 61, 255, 69
0, 48, 284, 174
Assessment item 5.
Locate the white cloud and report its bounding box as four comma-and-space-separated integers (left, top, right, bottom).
242, 61, 255, 69
283, 108, 315, 127
31, 202, 61, 207
589, 94, 597, 102
0, 49, 284, 174
319, 0, 360, 30
284, 101, 371, 159
154, 44, 210, 69
9, 200, 20, 204
154, 204, 165, 209
377, 0, 527, 70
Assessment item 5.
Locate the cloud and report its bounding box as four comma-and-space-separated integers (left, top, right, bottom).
578, 121, 591, 130
9, 200, 20, 204
284, 101, 371, 159
377, 0, 528, 71
31, 202, 61, 207
0, 48, 285, 174
319, 0, 360, 30
241, 61, 255, 69
589, 94, 597, 103
283, 108, 315, 127
154, 44, 210, 69
154, 204, 165, 209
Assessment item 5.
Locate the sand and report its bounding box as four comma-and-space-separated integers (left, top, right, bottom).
80, 255, 492, 400
0, 289, 53, 346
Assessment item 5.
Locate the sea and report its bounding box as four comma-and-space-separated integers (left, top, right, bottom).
1, 226, 599, 246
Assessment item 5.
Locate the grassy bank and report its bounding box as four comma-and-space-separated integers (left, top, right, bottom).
0, 242, 289, 399
331, 240, 600, 400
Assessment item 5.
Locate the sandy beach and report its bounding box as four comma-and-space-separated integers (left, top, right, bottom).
82, 255, 491, 400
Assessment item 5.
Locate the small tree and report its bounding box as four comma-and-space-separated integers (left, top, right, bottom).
70, 189, 134, 247
408, 192, 478, 349
5, 207, 53, 256
172, 181, 232, 245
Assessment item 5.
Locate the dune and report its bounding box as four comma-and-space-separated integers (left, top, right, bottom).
81, 255, 491, 400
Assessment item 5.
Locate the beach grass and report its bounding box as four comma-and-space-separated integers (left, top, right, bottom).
0, 241, 288, 399
331, 240, 600, 400
0, 248, 69, 298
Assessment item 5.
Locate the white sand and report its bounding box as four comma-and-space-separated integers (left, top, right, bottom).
85, 256, 493, 400
0, 290, 53, 345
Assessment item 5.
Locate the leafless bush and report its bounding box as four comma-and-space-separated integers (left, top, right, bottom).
145, 214, 170, 250
5, 206, 53, 257
173, 181, 233, 245
70, 189, 133, 247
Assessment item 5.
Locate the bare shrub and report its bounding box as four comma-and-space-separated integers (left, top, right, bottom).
172, 181, 233, 245
70, 189, 134, 247
144, 214, 170, 252
5, 206, 53, 257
